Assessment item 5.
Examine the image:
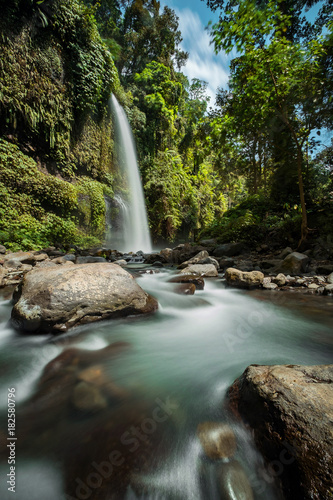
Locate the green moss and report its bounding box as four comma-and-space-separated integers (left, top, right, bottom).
0, 0, 122, 249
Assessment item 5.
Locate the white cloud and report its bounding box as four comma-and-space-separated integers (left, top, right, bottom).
174, 7, 231, 104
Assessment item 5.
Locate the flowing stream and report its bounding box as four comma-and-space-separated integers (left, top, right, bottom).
107, 96, 152, 253
0, 270, 332, 500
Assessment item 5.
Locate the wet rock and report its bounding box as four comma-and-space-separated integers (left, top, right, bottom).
218, 258, 235, 270
199, 238, 217, 247
217, 461, 254, 500
259, 259, 281, 270
72, 381, 108, 412
144, 252, 166, 264
168, 274, 205, 290
63, 253, 76, 262
327, 272, 333, 284
77, 365, 106, 386
279, 246, 293, 259
263, 282, 278, 290
49, 249, 65, 257
171, 244, 207, 265
0, 267, 6, 287
274, 252, 309, 275
159, 248, 173, 263
213, 243, 244, 258
0, 245, 6, 254
40, 342, 131, 384
199, 257, 219, 269
173, 283, 196, 295
307, 283, 319, 290
235, 260, 254, 272
177, 250, 209, 269
225, 268, 264, 289
114, 259, 128, 267
228, 364, 333, 500
11, 263, 158, 333
324, 284, 333, 295
197, 422, 237, 460
76, 256, 107, 264
152, 261, 164, 268
180, 264, 218, 277
316, 263, 333, 274
34, 260, 57, 268
272, 273, 286, 286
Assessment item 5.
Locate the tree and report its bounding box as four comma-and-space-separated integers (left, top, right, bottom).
206, 0, 331, 244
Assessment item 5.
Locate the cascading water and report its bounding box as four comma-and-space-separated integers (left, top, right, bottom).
0, 272, 332, 499
107, 95, 152, 253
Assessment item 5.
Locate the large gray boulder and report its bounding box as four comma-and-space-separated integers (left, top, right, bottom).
11, 263, 158, 334
177, 250, 209, 269
274, 251, 309, 275
225, 268, 264, 289
213, 243, 244, 258
228, 364, 333, 500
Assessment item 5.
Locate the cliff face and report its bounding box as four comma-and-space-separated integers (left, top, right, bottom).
0, 0, 123, 250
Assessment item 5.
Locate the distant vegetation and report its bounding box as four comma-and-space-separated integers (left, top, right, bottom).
0, 0, 332, 250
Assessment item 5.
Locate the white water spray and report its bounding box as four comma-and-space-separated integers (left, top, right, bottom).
108, 95, 152, 253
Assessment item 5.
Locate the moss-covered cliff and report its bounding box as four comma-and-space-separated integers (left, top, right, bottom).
0, 0, 124, 250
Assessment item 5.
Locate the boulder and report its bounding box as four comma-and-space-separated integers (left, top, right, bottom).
235, 260, 254, 272
197, 422, 237, 460
225, 268, 264, 289
11, 263, 158, 333
168, 275, 205, 290
218, 258, 235, 270
72, 381, 108, 412
307, 283, 319, 290
213, 243, 244, 258
171, 244, 207, 265
327, 272, 333, 284
259, 259, 281, 270
177, 250, 209, 269
324, 284, 333, 295
180, 264, 218, 277
159, 248, 173, 263
0, 245, 6, 254
0, 267, 6, 287
228, 364, 333, 500
173, 283, 196, 295
144, 252, 166, 265
272, 273, 286, 286
278, 246, 293, 259
217, 461, 254, 500
316, 263, 333, 274
274, 252, 309, 275
114, 259, 127, 267
76, 256, 107, 264
199, 238, 217, 247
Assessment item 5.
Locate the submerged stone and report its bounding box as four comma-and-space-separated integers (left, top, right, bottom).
197, 422, 237, 460
217, 461, 254, 500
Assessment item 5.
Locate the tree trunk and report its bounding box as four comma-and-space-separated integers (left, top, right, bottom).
295, 143, 308, 245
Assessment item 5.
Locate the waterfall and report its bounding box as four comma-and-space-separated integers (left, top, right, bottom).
107, 95, 152, 253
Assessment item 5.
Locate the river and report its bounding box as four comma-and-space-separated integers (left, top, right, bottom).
0, 268, 332, 500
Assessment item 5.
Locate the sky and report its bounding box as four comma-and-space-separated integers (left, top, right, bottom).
159, 0, 231, 105
159, 0, 326, 109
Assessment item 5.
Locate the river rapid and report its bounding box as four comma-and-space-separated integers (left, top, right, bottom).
0, 268, 332, 500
